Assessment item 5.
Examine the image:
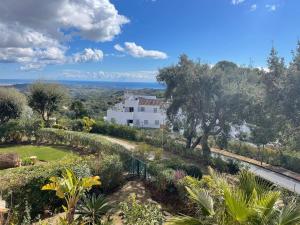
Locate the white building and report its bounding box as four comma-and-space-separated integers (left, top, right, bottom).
106, 94, 167, 128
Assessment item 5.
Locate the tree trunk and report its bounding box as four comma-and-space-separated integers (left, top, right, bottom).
186, 136, 192, 149
191, 135, 202, 149
201, 134, 211, 161
66, 206, 75, 224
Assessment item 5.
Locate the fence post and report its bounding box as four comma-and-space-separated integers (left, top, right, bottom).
137, 160, 140, 177
144, 164, 147, 180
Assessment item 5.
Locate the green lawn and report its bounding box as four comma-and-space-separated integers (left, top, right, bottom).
0, 145, 75, 161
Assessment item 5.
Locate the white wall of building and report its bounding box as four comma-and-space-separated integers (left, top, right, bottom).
106, 94, 166, 129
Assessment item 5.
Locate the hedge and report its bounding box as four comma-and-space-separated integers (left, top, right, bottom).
36, 128, 132, 159
91, 121, 138, 141
0, 156, 87, 222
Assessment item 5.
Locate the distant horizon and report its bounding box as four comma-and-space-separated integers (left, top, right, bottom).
0, 78, 162, 84
0, 78, 165, 90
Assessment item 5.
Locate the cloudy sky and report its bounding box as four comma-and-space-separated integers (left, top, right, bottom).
0, 0, 299, 82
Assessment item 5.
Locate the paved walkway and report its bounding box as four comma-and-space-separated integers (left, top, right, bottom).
211, 147, 300, 182
102, 135, 300, 183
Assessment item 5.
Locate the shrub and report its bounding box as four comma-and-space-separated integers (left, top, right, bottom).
161, 157, 203, 179
69, 119, 84, 132
135, 144, 163, 160
21, 157, 33, 166
82, 117, 95, 132
52, 124, 67, 130
97, 154, 124, 192
176, 176, 203, 200
120, 194, 164, 225
91, 121, 137, 140
211, 156, 229, 173
0, 156, 85, 222
0, 118, 41, 144
227, 159, 240, 174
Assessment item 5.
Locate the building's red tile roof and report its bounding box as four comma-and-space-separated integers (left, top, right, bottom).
138, 97, 162, 106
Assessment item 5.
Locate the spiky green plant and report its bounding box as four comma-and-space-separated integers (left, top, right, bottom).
166, 169, 300, 225
76, 194, 111, 225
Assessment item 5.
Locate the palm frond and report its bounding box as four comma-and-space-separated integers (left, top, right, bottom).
186, 186, 215, 216
223, 188, 253, 223
165, 215, 203, 225
277, 199, 300, 225
256, 191, 280, 218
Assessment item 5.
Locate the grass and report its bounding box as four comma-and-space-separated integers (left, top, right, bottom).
0, 145, 75, 161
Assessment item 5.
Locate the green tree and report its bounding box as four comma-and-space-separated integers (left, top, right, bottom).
0, 88, 26, 124
157, 55, 248, 158
280, 41, 300, 141
42, 168, 101, 224
28, 82, 68, 124
70, 100, 88, 119
248, 102, 277, 165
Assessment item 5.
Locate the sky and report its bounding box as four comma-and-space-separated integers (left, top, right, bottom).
0, 0, 299, 82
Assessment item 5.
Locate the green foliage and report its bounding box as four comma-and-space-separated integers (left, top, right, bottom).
0, 87, 27, 124
96, 154, 124, 192
0, 156, 84, 223
135, 144, 163, 160
167, 169, 300, 225
28, 82, 68, 123
36, 128, 131, 156
120, 193, 164, 225
148, 159, 202, 192
91, 121, 138, 140
157, 55, 249, 156
21, 200, 32, 225
0, 117, 41, 144
77, 194, 112, 225
42, 168, 101, 224
70, 100, 88, 119
82, 117, 96, 132
227, 140, 300, 173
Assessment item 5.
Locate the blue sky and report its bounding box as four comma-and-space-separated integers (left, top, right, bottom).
0, 0, 299, 81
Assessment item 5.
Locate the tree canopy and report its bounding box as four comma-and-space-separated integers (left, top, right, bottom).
157, 55, 250, 158
0, 87, 26, 124
28, 82, 68, 123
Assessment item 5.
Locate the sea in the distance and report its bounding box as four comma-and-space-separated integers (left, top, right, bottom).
0, 79, 165, 89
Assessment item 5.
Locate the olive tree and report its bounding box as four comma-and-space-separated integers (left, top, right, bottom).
28, 82, 68, 123
157, 55, 249, 158
0, 87, 26, 124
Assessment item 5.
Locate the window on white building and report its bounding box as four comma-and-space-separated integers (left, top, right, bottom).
153, 108, 158, 113
140, 107, 145, 112
144, 120, 148, 125
155, 120, 159, 125
135, 119, 140, 125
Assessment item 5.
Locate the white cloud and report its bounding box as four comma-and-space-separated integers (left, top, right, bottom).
250, 4, 257, 11
114, 44, 125, 52
63, 70, 158, 82
72, 48, 104, 63
231, 0, 245, 5
266, 4, 277, 11
115, 42, 168, 59
0, 0, 129, 69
